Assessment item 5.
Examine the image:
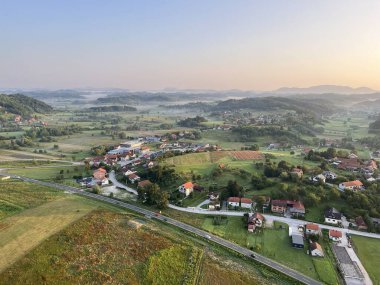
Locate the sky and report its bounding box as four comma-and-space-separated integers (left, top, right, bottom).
1, 0, 380, 91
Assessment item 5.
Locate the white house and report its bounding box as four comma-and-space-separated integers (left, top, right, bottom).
324, 208, 342, 224
305, 223, 321, 236
178, 182, 194, 197
240, 198, 253, 208
227, 197, 240, 207
322, 171, 337, 180
329, 229, 343, 242
311, 174, 326, 184
310, 242, 324, 257
338, 180, 364, 192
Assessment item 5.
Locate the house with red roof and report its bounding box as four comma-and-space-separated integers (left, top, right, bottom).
128, 173, 141, 184
227, 197, 240, 207
289, 201, 305, 218
178, 182, 194, 197
305, 223, 321, 236
310, 242, 324, 257
338, 180, 364, 192
93, 168, 109, 185
240, 197, 253, 209
329, 229, 343, 242
138, 179, 152, 189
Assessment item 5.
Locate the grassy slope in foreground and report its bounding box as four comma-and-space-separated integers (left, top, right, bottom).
0, 196, 96, 272
352, 235, 380, 284
0, 210, 294, 285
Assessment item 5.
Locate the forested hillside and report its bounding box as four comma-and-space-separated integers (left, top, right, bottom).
212, 97, 338, 116
0, 94, 53, 116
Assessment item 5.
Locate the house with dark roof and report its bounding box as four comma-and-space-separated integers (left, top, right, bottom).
291, 233, 304, 249
271, 200, 288, 214
324, 208, 342, 225
355, 216, 368, 231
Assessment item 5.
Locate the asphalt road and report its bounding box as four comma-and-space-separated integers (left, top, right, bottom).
5, 173, 322, 285
107, 171, 380, 240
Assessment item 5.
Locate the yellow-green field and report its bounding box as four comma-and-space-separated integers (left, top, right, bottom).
0, 210, 291, 285
0, 197, 96, 272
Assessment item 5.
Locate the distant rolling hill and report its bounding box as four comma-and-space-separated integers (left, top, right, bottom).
212, 96, 339, 116
273, 85, 377, 95
0, 94, 53, 116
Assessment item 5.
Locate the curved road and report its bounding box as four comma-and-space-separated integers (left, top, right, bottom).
2, 172, 322, 285
108, 171, 380, 240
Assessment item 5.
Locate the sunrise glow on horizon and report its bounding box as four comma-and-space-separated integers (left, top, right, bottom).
1, 0, 380, 91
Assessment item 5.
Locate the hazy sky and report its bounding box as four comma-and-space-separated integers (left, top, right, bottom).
1, 0, 380, 91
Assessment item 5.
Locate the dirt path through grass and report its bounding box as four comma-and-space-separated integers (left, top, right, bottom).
0, 197, 95, 272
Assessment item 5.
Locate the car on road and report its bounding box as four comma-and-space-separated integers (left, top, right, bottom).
205, 235, 211, 239
250, 254, 256, 258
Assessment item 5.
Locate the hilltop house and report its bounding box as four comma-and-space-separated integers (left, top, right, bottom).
322, 171, 337, 180
290, 168, 303, 178
325, 208, 342, 225
310, 242, 324, 257
329, 229, 343, 242
178, 182, 194, 197
338, 180, 364, 192
310, 174, 326, 184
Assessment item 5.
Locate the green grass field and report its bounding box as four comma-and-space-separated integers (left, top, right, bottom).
7, 166, 87, 186
352, 236, 380, 284
200, 217, 336, 281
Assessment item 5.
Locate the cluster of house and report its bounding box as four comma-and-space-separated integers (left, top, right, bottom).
309, 170, 337, 184
159, 141, 221, 153
78, 168, 109, 187
13, 115, 47, 126
271, 200, 305, 218
247, 212, 264, 232
163, 131, 200, 141
291, 222, 344, 257
227, 197, 253, 209
330, 155, 379, 182
324, 207, 369, 231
